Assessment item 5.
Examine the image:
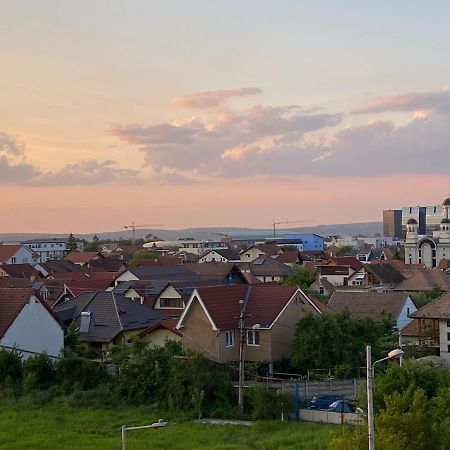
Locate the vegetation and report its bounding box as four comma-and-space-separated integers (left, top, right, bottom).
129, 250, 161, 266
281, 266, 316, 291
67, 233, 78, 252
291, 311, 396, 373
330, 360, 450, 450
336, 245, 353, 257
410, 286, 445, 308
0, 402, 336, 450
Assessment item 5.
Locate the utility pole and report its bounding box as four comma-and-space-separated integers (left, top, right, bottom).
238, 307, 245, 410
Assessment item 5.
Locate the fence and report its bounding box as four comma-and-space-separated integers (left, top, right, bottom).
282, 378, 362, 401
299, 409, 362, 425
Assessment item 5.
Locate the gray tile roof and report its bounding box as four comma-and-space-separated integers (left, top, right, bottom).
328, 291, 411, 322
54, 291, 166, 343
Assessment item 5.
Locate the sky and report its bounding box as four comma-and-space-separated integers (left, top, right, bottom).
1, 1, 450, 233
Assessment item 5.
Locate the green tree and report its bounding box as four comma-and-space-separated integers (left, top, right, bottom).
281, 266, 316, 290
336, 245, 353, 257
291, 311, 393, 370
67, 233, 78, 252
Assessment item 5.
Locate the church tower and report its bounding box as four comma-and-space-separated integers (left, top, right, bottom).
405, 218, 419, 264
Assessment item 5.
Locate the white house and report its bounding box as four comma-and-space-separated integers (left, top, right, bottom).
0, 288, 64, 359
198, 249, 241, 263
0, 244, 38, 265
21, 238, 84, 263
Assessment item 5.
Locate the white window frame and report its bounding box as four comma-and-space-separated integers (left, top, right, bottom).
225, 330, 235, 347
246, 329, 260, 346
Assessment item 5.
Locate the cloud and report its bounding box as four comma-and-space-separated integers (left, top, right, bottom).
29, 160, 140, 186
112, 104, 342, 175
354, 89, 450, 115
172, 87, 262, 109
0, 132, 25, 156
0, 132, 41, 182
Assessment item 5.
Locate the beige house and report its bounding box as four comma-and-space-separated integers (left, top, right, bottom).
176, 284, 324, 363
239, 244, 283, 262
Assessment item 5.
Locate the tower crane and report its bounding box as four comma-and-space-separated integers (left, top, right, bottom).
272, 219, 315, 237
123, 221, 165, 245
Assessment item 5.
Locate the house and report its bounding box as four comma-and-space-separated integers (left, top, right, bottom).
328, 291, 417, 330
410, 291, 450, 364
282, 233, 324, 251
239, 244, 283, 262
399, 319, 421, 347
316, 265, 351, 286
237, 256, 294, 282
138, 319, 182, 346
21, 238, 84, 263
394, 268, 450, 292
176, 284, 323, 363
310, 277, 336, 296
114, 280, 190, 319
64, 251, 103, 266
185, 262, 247, 285
347, 263, 406, 289
88, 258, 127, 273
114, 265, 204, 286
0, 244, 38, 265
275, 251, 303, 266
0, 263, 40, 279
54, 291, 166, 350
0, 288, 64, 358
199, 249, 241, 263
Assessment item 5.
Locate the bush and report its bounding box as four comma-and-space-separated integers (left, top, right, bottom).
0, 348, 23, 384
23, 353, 55, 389
247, 386, 294, 420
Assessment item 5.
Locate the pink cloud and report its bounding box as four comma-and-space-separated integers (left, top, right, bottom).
172, 87, 262, 109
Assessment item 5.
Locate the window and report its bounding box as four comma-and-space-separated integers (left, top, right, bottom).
319, 287, 324, 294
225, 330, 235, 347
11, 257, 16, 264
247, 329, 260, 346
447, 320, 450, 328
159, 298, 183, 308
448, 332, 450, 343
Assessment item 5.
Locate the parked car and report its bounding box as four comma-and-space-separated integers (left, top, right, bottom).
308, 394, 344, 410
327, 400, 363, 414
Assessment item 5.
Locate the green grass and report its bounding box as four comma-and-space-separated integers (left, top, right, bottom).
0, 402, 338, 449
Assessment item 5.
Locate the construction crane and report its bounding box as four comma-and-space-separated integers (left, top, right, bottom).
272, 219, 314, 237
124, 221, 164, 245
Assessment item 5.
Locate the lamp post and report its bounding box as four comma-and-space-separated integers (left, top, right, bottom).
366, 345, 404, 450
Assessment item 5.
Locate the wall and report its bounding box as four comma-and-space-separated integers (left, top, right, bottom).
145, 329, 181, 347
179, 298, 218, 361
0, 296, 64, 359
271, 292, 320, 361
397, 296, 417, 330
299, 409, 361, 425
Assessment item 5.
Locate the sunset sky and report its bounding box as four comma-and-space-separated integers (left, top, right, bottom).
1, 1, 450, 233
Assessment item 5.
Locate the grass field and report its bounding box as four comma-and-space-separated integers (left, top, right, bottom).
0, 402, 338, 449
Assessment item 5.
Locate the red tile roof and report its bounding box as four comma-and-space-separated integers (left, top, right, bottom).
192, 284, 299, 330
0, 288, 34, 337
326, 257, 364, 271
64, 251, 102, 265
0, 245, 23, 263
275, 251, 301, 264
0, 264, 39, 279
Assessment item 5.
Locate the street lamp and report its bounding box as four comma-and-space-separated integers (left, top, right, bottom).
366, 345, 404, 450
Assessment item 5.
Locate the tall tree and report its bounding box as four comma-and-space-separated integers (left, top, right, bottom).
67, 233, 78, 252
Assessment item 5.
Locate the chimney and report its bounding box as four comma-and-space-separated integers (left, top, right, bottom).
80, 311, 93, 333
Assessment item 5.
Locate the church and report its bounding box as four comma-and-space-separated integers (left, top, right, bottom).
405, 198, 450, 268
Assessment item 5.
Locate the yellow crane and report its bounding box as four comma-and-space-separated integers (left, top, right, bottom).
272, 219, 315, 237
124, 221, 165, 245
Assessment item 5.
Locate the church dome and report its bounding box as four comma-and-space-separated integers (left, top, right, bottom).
407, 218, 418, 225
443, 198, 450, 206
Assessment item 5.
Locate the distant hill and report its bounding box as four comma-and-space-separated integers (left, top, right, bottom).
0, 221, 382, 243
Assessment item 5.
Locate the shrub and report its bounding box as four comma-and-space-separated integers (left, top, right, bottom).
23, 353, 55, 389
247, 386, 294, 420
0, 348, 23, 384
